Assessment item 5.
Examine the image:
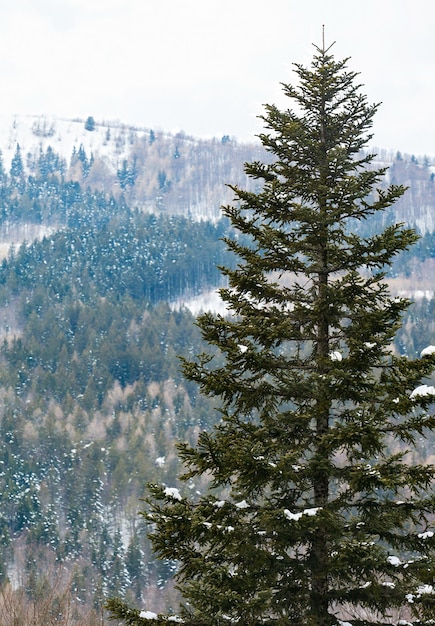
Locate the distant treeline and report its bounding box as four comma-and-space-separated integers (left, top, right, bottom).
0, 212, 232, 302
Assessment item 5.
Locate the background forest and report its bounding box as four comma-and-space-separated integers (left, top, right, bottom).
0, 114, 434, 621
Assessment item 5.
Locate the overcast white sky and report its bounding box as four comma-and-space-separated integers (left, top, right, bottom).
0, 0, 434, 156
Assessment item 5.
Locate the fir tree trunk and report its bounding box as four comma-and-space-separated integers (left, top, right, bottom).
310, 102, 333, 624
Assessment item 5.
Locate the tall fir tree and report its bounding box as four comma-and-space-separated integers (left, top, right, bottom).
107, 40, 435, 625
10, 143, 23, 176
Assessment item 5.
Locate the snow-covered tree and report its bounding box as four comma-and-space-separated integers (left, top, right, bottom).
10, 143, 24, 181
107, 40, 435, 626
85, 116, 96, 132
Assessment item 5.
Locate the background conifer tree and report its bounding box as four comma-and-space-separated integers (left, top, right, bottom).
107, 41, 435, 626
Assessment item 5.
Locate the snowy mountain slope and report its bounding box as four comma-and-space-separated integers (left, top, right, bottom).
0, 113, 147, 169
0, 113, 269, 222
0, 114, 434, 234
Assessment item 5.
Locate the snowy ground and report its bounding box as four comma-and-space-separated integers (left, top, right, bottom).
0, 113, 148, 170
172, 289, 229, 316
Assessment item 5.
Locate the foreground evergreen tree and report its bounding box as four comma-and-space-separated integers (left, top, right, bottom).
107, 41, 435, 625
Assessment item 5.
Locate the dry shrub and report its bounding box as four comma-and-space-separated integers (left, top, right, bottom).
0, 576, 107, 626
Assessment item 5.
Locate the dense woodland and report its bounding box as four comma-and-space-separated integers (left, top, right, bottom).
0, 117, 433, 621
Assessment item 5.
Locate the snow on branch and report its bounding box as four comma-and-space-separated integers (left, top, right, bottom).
284, 507, 321, 521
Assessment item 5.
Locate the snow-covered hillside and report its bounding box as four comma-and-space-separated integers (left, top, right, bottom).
0, 114, 434, 234
0, 113, 268, 223
0, 113, 147, 170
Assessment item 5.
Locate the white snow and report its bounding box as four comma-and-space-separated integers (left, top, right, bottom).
164, 487, 182, 501
284, 510, 303, 521
420, 345, 435, 357
155, 456, 166, 467
140, 611, 158, 619
399, 289, 434, 301
387, 555, 401, 566
213, 500, 226, 508
418, 530, 434, 539
410, 384, 435, 399
329, 351, 342, 362
238, 344, 248, 353
172, 289, 228, 316
140, 611, 182, 622
284, 507, 321, 521
0, 114, 148, 172
235, 500, 249, 509
303, 507, 320, 516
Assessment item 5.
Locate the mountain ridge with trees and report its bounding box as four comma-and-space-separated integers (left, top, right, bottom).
0, 114, 433, 229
